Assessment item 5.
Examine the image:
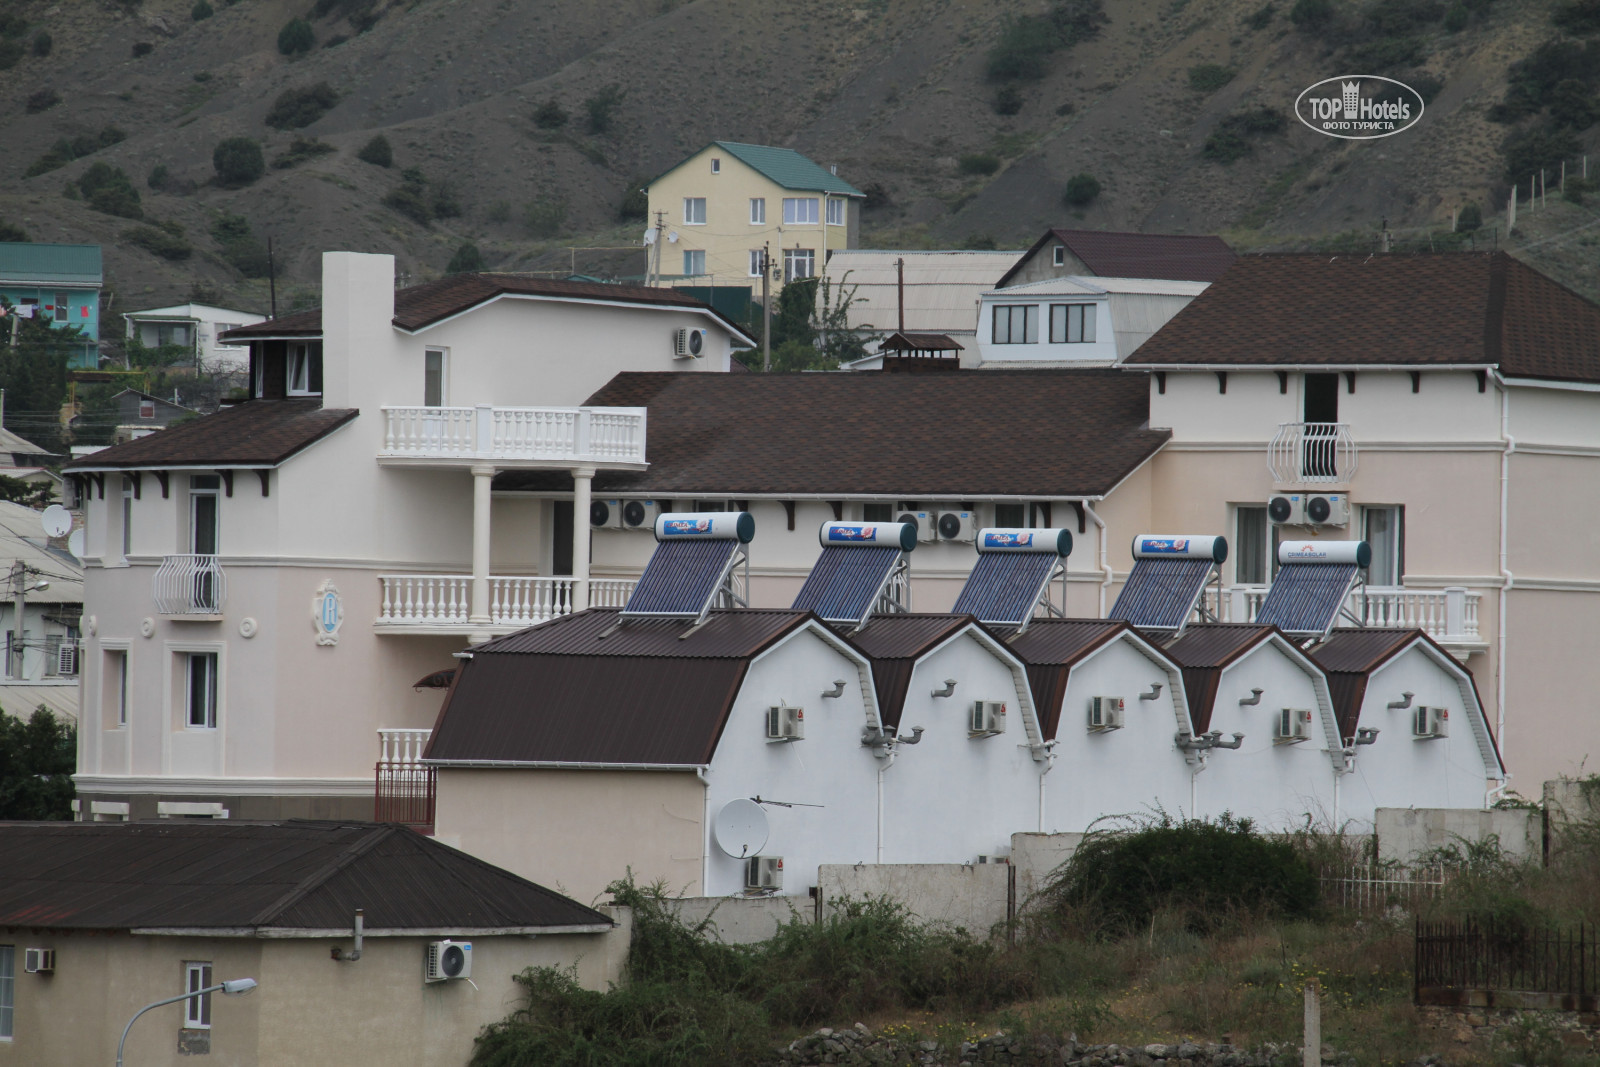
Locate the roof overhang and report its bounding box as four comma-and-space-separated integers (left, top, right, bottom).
1128, 363, 1496, 373
395, 291, 758, 347
425, 759, 707, 771
126, 923, 615, 937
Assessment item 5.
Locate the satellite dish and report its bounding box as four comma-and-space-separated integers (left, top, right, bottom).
40, 504, 71, 538
667, 230, 679, 243
67, 529, 85, 560
713, 798, 769, 858
643, 229, 657, 246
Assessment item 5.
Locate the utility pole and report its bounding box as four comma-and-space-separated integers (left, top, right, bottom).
267, 237, 278, 319
646, 211, 666, 288
761, 243, 772, 372
896, 257, 905, 333
1380, 218, 1390, 254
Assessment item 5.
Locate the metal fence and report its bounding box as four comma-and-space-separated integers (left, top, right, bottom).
1321, 863, 1449, 912
1415, 919, 1600, 1007
374, 761, 436, 831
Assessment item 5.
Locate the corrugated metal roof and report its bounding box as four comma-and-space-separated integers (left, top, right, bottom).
1159, 623, 1280, 733
1003, 619, 1131, 739
823, 250, 1022, 334
995, 230, 1236, 288
0, 242, 103, 287
0, 499, 83, 604
476, 607, 809, 658
1308, 628, 1424, 740
0, 685, 78, 723
845, 614, 974, 731
0, 821, 609, 931
713, 141, 864, 196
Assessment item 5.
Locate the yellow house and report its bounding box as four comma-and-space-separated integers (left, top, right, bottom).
645, 141, 863, 291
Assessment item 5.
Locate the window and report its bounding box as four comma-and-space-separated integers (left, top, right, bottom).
683, 249, 706, 276
190, 476, 219, 557
423, 348, 446, 407
1053, 245, 1066, 267
991, 305, 1038, 344
994, 503, 1025, 528
782, 248, 815, 281
710, 158, 721, 174
1049, 303, 1097, 344
287, 342, 320, 395
0, 944, 12, 1039
749, 198, 766, 224
783, 197, 819, 225
108, 648, 129, 727
748, 250, 764, 277
826, 198, 845, 226
139, 399, 155, 419
186, 653, 218, 729
184, 961, 213, 1028
1235, 505, 1275, 585
121, 475, 135, 559
1364, 506, 1404, 586
54, 293, 68, 322
862, 503, 893, 522
683, 197, 706, 225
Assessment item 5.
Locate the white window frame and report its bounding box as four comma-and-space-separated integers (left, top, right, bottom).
782, 248, 815, 282
991, 304, 1039, 344
749, 198, 766, 225
184, 961, 213, 1028
185, 651, 219, 730
1363, 505, 1404, 587
783, 197, 819, 225
748, 250, 764, 277
189, 475, 220, 557
683, 197, 706, 225
287, 343, 314, 396
683, 250, 706, 276
1048, 303, 1097, 344
121, 475, 135, 560
104, 644, 130, 728
710, 157, 721, 174
1053, 245, 1067, 266
0, 944, 12, 1039
826, 197, 845, 226
1233, 504, 1276, 586
423, 347, 448, 407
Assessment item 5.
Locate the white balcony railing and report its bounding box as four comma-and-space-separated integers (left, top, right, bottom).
379, 405, 647, 465
153, 554, 227, 615
1268, 422, 1358, 484
1207, 585, 1482, 643
376, 574, 637, 630
378, 728, 432, 765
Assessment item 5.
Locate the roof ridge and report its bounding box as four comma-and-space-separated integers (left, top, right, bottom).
245, 824, 394, 926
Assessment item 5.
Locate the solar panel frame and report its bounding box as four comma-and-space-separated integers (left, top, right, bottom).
1254, 562, 1361, 637
791, 546, 907, 627
1107, 557, 1218, 632
952, 552, 1062, 627
621, 539, 743, 620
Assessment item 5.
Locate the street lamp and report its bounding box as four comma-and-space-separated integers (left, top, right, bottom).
116, 978, 257, 1067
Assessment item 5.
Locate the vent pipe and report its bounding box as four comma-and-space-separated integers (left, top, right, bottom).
331, 908, 364, 962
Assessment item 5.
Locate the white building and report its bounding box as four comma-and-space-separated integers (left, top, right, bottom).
122, 302, 266, 372
0, 500, 83, 723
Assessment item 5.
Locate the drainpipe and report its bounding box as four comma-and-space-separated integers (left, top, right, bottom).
1495, 373, 1514, 775
331, 909, 363, 962
1037, 742, 1056, 832
1083, 502, 1112, 616
695, 766, 710, 895
875, 745, 897, 864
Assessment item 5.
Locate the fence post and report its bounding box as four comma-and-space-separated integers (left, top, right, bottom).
1304, 979, 1322, 1067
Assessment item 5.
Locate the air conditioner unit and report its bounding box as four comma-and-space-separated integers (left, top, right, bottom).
425, 940, 473, 983
590, 500, 620, 528
620, 499, 660, 530
1413, 705, 1449, 739
1268, 494, 1305, 525
970, 700, 1007, 735
1305, 493, 1349, 527
57, 644, 78, 677
746, 855, 784, 891
673, 327, 708, 358
1088, 696, 1125, 731
23, 948, 54, 974
1274, 707, 1313, 743
767, 704, 804, 741
897, 510, 938, 543
937, 510, 977, 542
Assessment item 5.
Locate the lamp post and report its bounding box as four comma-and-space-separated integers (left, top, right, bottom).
8, 561, 47, 680
116, 977, 257, 1067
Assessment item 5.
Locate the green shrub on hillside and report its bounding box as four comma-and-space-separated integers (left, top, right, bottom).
994, 84, 1023, 115
523, 197, 565, 237
583, 85, 625, 134
277, 17, 314, 55
26, 89, 59, 113
1188, 63, 1235, 92
271, 138, 336, 169
0, 219, 30, 242
446, 243, 484, 275
1202, 107, 1284, 163
131, 41, 153, 58
1554, 0, 1600, 33
1063, 172, 1101, 205
958, 152, 1000, 175
77, 163, 143, 219
146, 164, 169, 190
0, 38, 23, 70
1457, 203, 1482, 231
31, 31, 49, 56
1245, 3, 1276, 30
1549, 78, 1598, 129
123, 222, 192, 261
1289, 0, 1333, 28
213, 137, 265, 186
1443, 3, 1469, 30
986, 0, 1106, 83
212, 214, 271, 277
0, 12, 27, 37
265, 82, 340, 129
356, 134, 392, 167
1502, 125, 1581, 182
617, 179, 648, 222
192, 0, 213, 20
533, 98, 568, 129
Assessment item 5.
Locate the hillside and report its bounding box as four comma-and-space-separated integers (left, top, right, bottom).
1, 0, 1597, 318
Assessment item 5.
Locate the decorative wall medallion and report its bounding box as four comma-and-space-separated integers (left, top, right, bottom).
139, 617, 155, 638
85, 615, 97, 637
239, 617, 258, 639
312, 580, 343, 646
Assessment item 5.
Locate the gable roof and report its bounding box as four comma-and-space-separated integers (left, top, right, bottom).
62, 398, 357, 471
1160, 623, 1284, 733
496, 369, 1167, 499
1003, 619, 1140, 738
846, 614, 976, 731
221, 273, 755, 345
0, 242, 103, 287
0, 820, 610, 933
995, 230, 1235, 288
652, 141, 863, 197
425, 608, 824, 766
1124, 252, 1600, 382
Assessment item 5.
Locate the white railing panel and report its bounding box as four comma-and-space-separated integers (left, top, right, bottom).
380, 406, 646, 465
377, 574, 471, 626
1267, 422, 1359, 484
379, 575, 638, 629
1210, 584, 1482, 641
378, 728, 433, 765
153, 555, 228, 615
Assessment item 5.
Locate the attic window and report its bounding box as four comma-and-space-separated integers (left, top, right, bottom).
711, 158, 721, 174
139, 400, 155, 419
1053, 246, 1066, 267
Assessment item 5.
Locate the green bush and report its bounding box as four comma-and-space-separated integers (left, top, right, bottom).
356, 134, 392, 167
77, 163, 143, 219
26, 89, 59, 113
212, 137, 265, 186
1345, 35, 1422, 71
618, 179, 648, 222
1203, 106, 1285, 162
958, 152, 1001, 175
1492, 40, 1600, 122
1443, 3, 1468, 30
131, 41, 153, 58
31, 31, 49, 56
523, 197, 565, 237
533, 98, 568, 129
123, 223, 192, 261
265, 81, 340, 129
994, 84, 1023, 115
1045, 814, 1319, 936
1244, 3, 1276, 30
1063, 171, 1101, 205
147, 164, 169, 190
0, 12, 27, 37
277, 17, 314, 55
1188, 63, 1235, 92
0, 38, 23, 70
583, 84, 625, 134
0, 219, 30, 242
985, 0, 1107, 82
1549, 78, 1597, 129
1554, 0, 1600, 33
1289, 0, 1333, 28
271, 137, 336, 169
431, 182, 461, 219
0, 708, 76, 820
1503, 124, 1581, 182
446, 243, 484, 274
384, 170, 434, 224
192, 0, 213, 19
1457, 202, 1482, 231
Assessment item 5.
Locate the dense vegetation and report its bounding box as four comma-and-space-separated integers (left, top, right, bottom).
0, 708, 76, 820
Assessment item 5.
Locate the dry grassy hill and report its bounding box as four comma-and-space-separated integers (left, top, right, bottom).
0, 0, 1596, 315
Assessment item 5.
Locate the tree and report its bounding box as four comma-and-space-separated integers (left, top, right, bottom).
1289, 0, 1333, 29
277, 17, 314, 55
213, 137, 265, 186
265, 82, 340, 129
446, 243, 484, 274
77, 163, 143, 219
618, 179, 648, 222
357, 134, 392, 167
1457, 203, 1482, 232
0, 302, 74, 455
1063, 172, 1101, 205
0, 474, 53, 507
0, 707, 75, 820
583, 85, 625, 134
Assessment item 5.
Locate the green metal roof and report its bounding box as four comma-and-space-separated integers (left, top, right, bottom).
0, 243, 103, 287
653, 142, 863, 197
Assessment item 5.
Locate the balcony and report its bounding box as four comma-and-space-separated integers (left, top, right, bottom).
1268, 422, 1358, 484
375, 574, 637, 634
153, 555, 227, 617
1208, 585, 1485, 651
375, 728, 434, 831
378, 405, 647, 469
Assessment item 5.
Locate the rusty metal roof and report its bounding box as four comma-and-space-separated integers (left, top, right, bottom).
0, 821, 609, 932
426, 608, 818, 765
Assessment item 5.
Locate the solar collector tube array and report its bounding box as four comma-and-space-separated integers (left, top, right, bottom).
791, 521, 917, 628
951, 527, 1073, 628
620, 512, 754, 621
1253, 540, 1370, 637
1107, 535, 1227, 633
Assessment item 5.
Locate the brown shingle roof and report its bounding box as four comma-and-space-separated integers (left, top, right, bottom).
1159, 623, 1282, 733
1125, 252, 1600, 382
995, 229, 1236, 288
62, 399, 357, 471
845, 614, 976, 731
1003, 619, 1139, 739
497, 369, 1167, 498
0, 820, 609, 932
222, 273, 752, 341
426, 608, 817, 765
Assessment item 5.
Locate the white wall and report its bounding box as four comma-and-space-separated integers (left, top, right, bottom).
975, 294, 1116, 365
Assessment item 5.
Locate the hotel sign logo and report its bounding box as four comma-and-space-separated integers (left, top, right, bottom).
1295, 75, 1423, 140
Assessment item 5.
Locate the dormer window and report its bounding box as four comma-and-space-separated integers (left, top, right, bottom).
1049, 303, 1096, 343
287, 343, 322, 396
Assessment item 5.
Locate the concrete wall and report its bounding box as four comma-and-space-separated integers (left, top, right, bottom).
0, 916, 628, 1066
818, 863, 1011, 937
665, 895, 808, 945
1010, 832, 1084, 915
1375, 806, 1541, 864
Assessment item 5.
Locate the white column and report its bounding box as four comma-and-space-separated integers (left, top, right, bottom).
572, 467, 594, 611
469, 465, 494, 632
